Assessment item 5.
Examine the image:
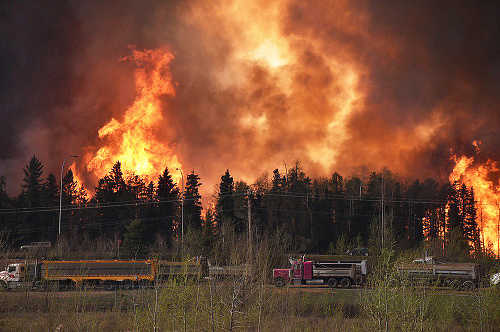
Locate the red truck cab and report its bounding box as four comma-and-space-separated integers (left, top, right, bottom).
273, 256, 362, 288
273, 258, 296, 286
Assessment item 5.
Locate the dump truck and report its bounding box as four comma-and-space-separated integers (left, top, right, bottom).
397, 256, 478, 290
0, 261, 40, 290
491, 272, 500, 286
273, 256, 367, 288
0, 260, 157, 290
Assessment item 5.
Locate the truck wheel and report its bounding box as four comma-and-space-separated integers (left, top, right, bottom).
121, 281, 133, 290
340, 278, 352, 289
450, 279, 461, 291
275, 277, 285, 288
0, 281, 7, 291
327, 278, 338, 288
462, 280, 474, 291
104, 281, 116, 291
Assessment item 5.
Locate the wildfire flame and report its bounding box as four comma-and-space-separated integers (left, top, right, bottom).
186, 0, 362, 175
86, 48, 182, 185
449, 141, 500, 255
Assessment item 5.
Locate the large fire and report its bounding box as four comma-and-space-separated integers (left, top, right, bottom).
185, 0, 363, 176
86, 48, 182, 185
449, 141, 500, 255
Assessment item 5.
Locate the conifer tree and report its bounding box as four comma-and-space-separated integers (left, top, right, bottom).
21, 155, 44, 208
463, 186, 480, 255
216, 170, 241, 232
19, 155, 44, 243
62, 169, 78, 206
94, 161, 130, 238
184, 171, 203, 230
155, 167, 179, 244
201, 208, 216, 255
310, 178, 335, 253
265, 169, 285, 232
0, 176, 11, 234
42, 173, 59, 242
121, 218, 147, 258
43, 173, 59, 206
285, 162, 311, 246
446, 183, 479, 257
0, 176, 9, 209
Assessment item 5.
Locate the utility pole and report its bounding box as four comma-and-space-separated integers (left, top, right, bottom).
176, 168, 184, 257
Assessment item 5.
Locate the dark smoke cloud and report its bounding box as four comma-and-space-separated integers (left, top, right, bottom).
1, 0, 500, 195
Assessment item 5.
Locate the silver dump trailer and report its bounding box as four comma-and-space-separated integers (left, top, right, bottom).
398, 256, 478, 290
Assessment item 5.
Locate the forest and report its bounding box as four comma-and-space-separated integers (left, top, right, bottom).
0, 155, 491, 263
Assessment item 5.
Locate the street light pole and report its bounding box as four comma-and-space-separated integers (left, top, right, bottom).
176, 168, 184, 255
59, 155, 77, 238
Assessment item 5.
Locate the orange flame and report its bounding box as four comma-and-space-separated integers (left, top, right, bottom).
449, 142, 500, 255
86, 48, 182, 184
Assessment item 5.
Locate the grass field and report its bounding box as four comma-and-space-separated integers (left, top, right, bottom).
0, 282, 499, 332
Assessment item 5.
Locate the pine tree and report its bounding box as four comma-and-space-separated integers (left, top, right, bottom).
216, 170, 241, 232
43, 173, 59, 206
265, 169, 285, 232
420, 178, 440, 241
155, 167, 180, 245
62, 169, 78, 206
201, 208, 216, 255
445, 182, 479, 258
95, 161, 128, 203
19, 156, 44, 243
404, 179, 425, 249
0, 176, 9, 209
285, 162, 311, 247
329, 172, 347, 248
94, 161, 131, 238
41, 173, 59, 242
59, 169, 79, 241
233, 180, 250, 233
21, 155, 44, 208
0, 176, 11, 235
463, 186, 480, 256
310, 178, 335, 253
344, 174, 370, 243
184, 171, 203, 230
121, 218, 147, 258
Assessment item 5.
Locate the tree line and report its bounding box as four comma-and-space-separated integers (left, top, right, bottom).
0, 156, 492, 261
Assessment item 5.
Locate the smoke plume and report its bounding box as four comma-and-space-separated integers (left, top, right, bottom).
1, 0, 499, 194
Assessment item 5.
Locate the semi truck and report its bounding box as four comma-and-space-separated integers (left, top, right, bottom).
0, 258, 208, 291
273, 256, 368, 288
0, 260, 157, 290
397, 256, 478, 290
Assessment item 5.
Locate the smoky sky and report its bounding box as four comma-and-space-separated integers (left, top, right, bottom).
1, 0, 500, 195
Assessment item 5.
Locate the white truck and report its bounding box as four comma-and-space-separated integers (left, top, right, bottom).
490, 272, 500, 286
0, 262, 40, 290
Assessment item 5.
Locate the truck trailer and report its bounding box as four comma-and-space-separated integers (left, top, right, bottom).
273, 257, 367, 288
0, 258, 210, 291
397, 256, 478, 290
0, 260, 157, 290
